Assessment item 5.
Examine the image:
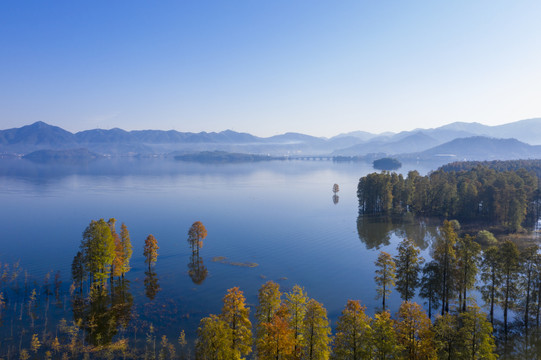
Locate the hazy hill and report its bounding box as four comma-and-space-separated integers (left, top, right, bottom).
23, 148, 101, 161
334, 131, 440, 156
2, 118, 541, 158
0, 121, 77, 152
403, 136, 541, 161
331, 130, 380, 142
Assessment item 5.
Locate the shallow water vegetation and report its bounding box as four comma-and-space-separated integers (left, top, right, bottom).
4, 211, 541, 358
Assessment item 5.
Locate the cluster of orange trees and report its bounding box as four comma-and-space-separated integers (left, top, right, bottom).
195, 282, 496, 359
72, 218, 163, 292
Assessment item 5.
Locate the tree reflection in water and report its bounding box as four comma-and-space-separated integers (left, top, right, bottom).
144, 269, 161, 300
187, 221, 209, 285
72, 279, 133, 347
356, 213, 438, 250
188, 253, 208, 285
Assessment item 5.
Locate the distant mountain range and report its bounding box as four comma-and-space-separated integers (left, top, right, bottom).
2, 119, 541, 162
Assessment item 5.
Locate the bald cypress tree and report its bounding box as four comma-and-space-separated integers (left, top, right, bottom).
143, 235, 159, 272
374, 251, 396, 311
303, 299, 331, 360
80, 219, 116, 289
332, 300, 372, 360
394, 238, 423, 302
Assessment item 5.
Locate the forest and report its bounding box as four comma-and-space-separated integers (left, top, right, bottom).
357, 164, 541, 232
439, 159, 541, 178
2, 217, 541, 358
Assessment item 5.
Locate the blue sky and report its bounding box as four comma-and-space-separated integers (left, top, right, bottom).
1, 1, 541, 137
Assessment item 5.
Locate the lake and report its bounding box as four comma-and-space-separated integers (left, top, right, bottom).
0, 157, 446, 352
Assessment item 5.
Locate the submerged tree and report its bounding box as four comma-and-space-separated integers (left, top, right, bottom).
80, 219, 116, 289
455, 234, 481, 311
107, 218, 123, 280
119, 223, 133, 279
188, 221, 208, 256
374, 251, 396, 311
394, 238, 423, 302
143, 234, 159, 271
71, 251, 86, 294
419, 261, 441, 319
433, 220, 457, 315
498, 240, 520, 335
479, 245, 500, 324
518, 244, 539, 331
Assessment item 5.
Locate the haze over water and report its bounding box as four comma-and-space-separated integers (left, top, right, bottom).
0, 158, 443, 339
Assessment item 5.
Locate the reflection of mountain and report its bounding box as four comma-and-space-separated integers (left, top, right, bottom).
175, 151, 283, 163
188, 253, 208, 285
72, 280, 133, 346
332, 194, 339, 205
356, 214, 439, 250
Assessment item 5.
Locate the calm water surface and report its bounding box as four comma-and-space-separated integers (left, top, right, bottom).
0, 157, 445, 346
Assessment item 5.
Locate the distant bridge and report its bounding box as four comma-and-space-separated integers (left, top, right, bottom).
289, 156, 334, 161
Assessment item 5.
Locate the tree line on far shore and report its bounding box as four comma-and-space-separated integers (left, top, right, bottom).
357, 165, 540, 232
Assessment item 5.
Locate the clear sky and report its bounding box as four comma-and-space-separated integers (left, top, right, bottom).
1, 1, 541, 137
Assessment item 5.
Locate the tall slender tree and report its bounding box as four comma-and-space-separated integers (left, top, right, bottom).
371, 310, 400, 360
285, 285, 308, 358
255, 281, 282, 357
120, 223, 132, 279
498, 240, 520, 335
394, 239, 423, 302
457, 305, 497, 360
303, 299, 331, 360
221, 287, 252, 358
107, 218, 123, 280
455, 234, 481, 311
395, 301, 435, 359
188, 221, 208, 256
419, 261, 441, 319
433, 220, 457, 315
256, 281, 282, 325
433, 313, 460, 360
479, 245, 500, 324
257, 304, 295, 360
80, 219, 116, 289
519, 244, 539, 331
143, 235, 159, 271
71, 251, 86, 293
374, 251, 396, 311
332, 300, 372, 360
